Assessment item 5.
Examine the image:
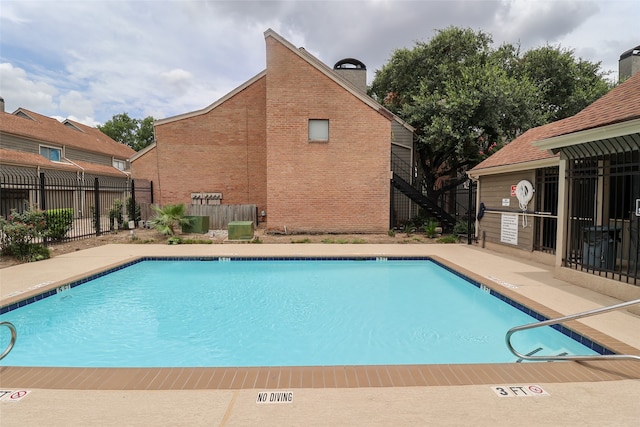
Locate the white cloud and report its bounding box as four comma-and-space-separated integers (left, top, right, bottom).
0, 62, 58, 113
59, 90, 95, 121
0, 0, 637, 122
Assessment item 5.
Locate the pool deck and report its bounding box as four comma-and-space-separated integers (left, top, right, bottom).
1, 243, 639, 426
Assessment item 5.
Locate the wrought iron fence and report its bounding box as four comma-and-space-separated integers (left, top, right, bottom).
1, 168, 153, 245
563, 148, 639, 286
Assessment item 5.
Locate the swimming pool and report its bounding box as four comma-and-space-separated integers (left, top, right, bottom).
0, 257, 602, 367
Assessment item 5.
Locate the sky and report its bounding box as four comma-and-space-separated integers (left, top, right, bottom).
0, 0, 637, 126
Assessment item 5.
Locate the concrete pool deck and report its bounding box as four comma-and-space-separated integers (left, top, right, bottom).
1, 243, 639, 426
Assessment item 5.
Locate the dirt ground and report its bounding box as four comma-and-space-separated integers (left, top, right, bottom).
0, 226, 453, 269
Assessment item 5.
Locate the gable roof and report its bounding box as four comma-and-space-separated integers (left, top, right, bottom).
0, 108, 135, 159
534, 71, 640, 150
154, 71, 267, 126
470, 121, 564, 173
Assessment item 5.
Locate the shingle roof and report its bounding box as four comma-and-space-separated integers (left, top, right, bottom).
0, 108, 135, 159
472, 71, 640, 172
471, 121, 563, 171
0, 148, 129, 177
540, 71, 640, 138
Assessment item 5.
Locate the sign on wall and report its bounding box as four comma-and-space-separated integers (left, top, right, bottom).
500, 214, 519, 245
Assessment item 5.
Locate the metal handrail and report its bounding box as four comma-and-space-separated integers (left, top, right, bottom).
506, 298, 640, 362
0, 321, 17, 361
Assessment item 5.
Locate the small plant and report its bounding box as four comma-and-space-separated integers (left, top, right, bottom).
149, 204, 191, 236
454, 220, 474, 235
108, 199, 124, 231
167, 236, 183, 245
45, 208, 74, 241
351, 238, 366, 244
387, 229, 396, 237
437, 235, 459, 244
403, 223, 416, 236
422, 219, 439, 238
251, 237, 263, 244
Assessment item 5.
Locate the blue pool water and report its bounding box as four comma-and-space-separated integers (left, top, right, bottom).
0, 259, 598, 367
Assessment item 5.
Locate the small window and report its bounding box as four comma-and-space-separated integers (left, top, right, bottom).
309, 119, 329, 141
40, 146, 61, 162
113, 159, 126, 171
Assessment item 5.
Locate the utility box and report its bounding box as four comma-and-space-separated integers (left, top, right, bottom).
228, 221, 254, 240
182, 216, 210, 234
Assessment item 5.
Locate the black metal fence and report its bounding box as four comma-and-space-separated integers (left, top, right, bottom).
563, 149, 639, 286
1, 168, 153, 244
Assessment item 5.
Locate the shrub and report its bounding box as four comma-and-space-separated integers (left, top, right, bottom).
45, 208, 74, 241
437, 235, 459, 244
0, 208, 50, 261
422, 219, 439, 238
454, 220, 474, 235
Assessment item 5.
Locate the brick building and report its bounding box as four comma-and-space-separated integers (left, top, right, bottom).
131, 29, 416, 233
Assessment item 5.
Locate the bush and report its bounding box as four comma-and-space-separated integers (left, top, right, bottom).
126, 197, 141, 223
454, 220, 474, 235
45, 208, 74, 241
109, 199, 124, 230
437, 235, 459, 244
0, 208, 50, 261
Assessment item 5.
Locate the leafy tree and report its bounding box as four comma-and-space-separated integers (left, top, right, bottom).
370, 26, 611, 200
98, 112, 155, 151
518, 45, 612, 121
371, 27, 543, 198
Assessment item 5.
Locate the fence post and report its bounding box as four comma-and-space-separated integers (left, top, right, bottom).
467, 178, 474, 245
94, 177, 101, 235
39, 172, 47, 211
150, 181, 154, 204
130, 179, 137, 227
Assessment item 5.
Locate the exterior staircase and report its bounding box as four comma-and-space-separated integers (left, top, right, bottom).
391, 172, 456, 230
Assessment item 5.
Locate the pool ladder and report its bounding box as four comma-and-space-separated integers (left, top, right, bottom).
506, 298, 640, 362
0, 321, 17, 361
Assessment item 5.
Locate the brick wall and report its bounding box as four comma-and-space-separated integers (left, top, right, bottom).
149, 76, 267, 213
265, 35, 391, 233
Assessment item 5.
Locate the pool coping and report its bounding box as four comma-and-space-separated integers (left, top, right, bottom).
1, 254, 639, 390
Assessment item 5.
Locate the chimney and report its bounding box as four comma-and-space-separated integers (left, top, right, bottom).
619, 45, 640, 81
333, 58, 367, 93
0, 96, 4, 113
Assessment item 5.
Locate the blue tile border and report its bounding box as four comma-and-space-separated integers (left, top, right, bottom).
0, 256, 614, 356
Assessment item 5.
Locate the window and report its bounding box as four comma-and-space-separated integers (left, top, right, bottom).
113, 159, 126, 171
309, 119, 329, 141
40, 146, 61, 162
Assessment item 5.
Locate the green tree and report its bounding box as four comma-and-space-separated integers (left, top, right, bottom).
370, 27, 611, 200
518, 45, 612, 121
98, 112, 155, 151
371, 27, 543, 198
